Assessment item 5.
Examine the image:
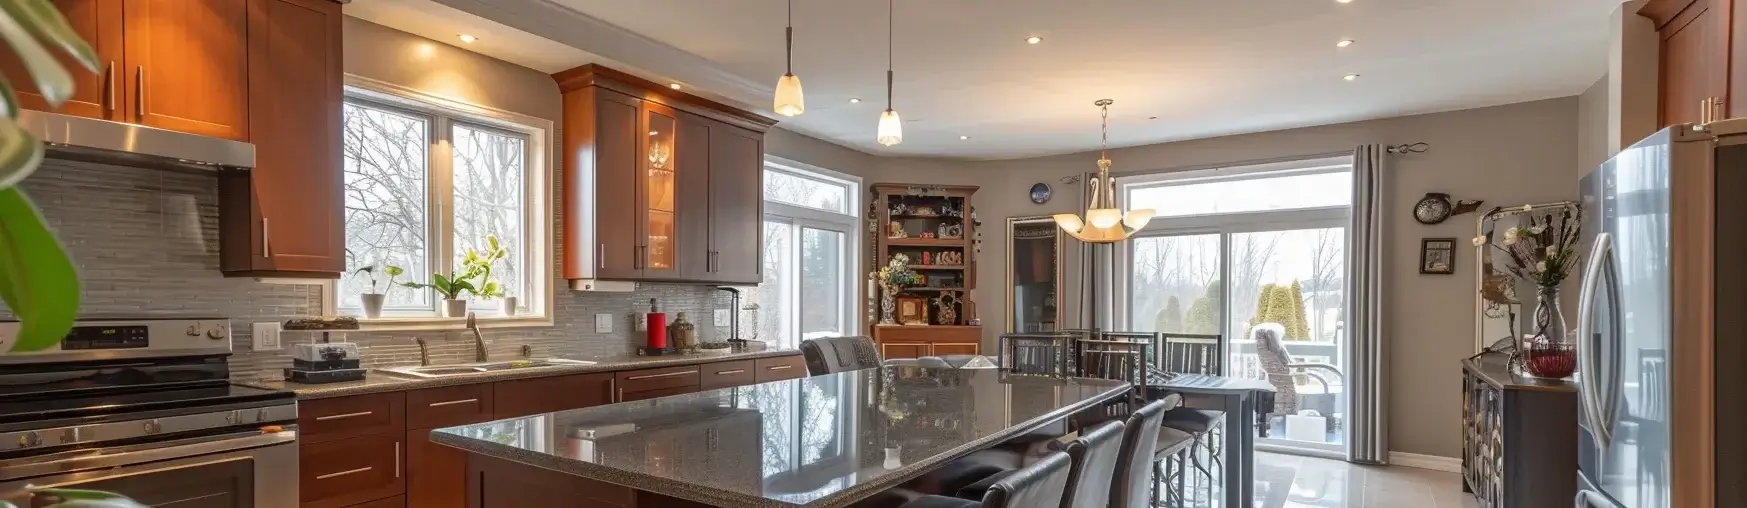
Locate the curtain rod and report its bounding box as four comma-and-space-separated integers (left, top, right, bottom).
1387, 142, 1429, 154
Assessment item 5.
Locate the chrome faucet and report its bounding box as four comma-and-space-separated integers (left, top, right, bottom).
466, 312, 489, 362
414, 337, 432, 366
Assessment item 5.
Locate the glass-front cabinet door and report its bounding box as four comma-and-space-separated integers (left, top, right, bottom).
641, 102, 679, 277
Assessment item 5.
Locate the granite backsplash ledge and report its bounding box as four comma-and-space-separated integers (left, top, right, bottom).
9, 158, 745, 381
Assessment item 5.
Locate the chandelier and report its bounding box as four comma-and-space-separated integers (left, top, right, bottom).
1053, 99, 1154, 243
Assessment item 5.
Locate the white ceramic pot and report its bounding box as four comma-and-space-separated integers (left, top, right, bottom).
501, 296, 519, 316
444, 299, 469, 318
360, 293, 386, 319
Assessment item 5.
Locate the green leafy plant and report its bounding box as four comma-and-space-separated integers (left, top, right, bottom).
0, 0, 94, 354
352, 264, 404, 296
461, 235, 507, 299
400, 272, 476, 301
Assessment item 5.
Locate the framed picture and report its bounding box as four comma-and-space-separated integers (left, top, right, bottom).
1420, 237, 1457, 275
896, 296, 930, 325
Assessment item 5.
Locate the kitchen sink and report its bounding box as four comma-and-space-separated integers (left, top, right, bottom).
377, 359, 596, 379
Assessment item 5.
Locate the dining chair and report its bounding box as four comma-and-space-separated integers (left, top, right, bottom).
1075, 332, 1152, 412
799, 336, 882, 375
1158, 332, 1226, 502
1109, 397, 1187, 508
901, 450, 1074, 508
1252, 323, 1344, 437
997, 333, 1076, 378
1058, 420, 1127, 508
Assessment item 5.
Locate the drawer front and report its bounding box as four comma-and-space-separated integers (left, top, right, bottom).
620, 385, 697, 403
754, 355, 807, 382
406, 384, 494, 429
881, 342, 930, 360
699, 360, 756, 390
301, 433, 405, 508
932, 343, 981, 356
300, 392, 405, 444
347, 496, 404, 508
493, 373, 613, 419
615, 365, 701, 395
876, 325, 981, 344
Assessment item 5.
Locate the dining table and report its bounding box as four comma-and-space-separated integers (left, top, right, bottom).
1147, 373, 1278, 508
430, 366, 1131, 508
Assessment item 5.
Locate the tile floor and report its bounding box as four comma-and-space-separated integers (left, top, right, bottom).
1250, 452, 1478, 508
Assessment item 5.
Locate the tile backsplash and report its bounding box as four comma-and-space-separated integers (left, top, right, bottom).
9, 158, 741, 381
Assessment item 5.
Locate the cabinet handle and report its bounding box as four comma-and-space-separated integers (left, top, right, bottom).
625, 369, 698, 381
1713, 97, 1726, 123
714, 369, 747, 375
766, 365, 794, 371
598, 244, 606, 270
315, 466, 373, 480
103, 61, 114, 113
313, 410, 374, 421
133, 66, 143, 119
395, 442, 401, 478
427, 398, 479, 407
635, 246, 646, 269
261, 218, 270, 257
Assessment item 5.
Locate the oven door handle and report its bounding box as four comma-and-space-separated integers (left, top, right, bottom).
0, 428, 297, 482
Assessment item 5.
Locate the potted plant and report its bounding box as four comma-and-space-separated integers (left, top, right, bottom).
352, 264, 403, 318
463, 235, 514, 315
400, 271, 478, 318
1475, 204, 1582, 377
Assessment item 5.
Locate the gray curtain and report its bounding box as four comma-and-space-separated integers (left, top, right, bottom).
1346, 145, 1388, 464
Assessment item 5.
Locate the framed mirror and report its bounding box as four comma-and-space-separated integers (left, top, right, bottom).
1473, 201, 1579, 353
1007, 216, 1064, 333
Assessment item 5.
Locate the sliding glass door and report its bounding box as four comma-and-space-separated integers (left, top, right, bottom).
1120, 157, 1353, 454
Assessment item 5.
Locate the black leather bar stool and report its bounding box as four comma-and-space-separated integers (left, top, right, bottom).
1057, 420, 1127, 508
1110, 398, 1179, 508
900, 450, 1074, 508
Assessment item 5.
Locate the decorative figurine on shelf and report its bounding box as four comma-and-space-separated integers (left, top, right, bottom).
937, 251, 962, 266
913, 205, 938, 217
887, 220, 907, 239
921, 231, 936, 239
935, 290, 960, 326
940, 223, 963, 239
942, 201, 960, 218
920, 251, 931, 265
876, 254, 921, 325
890, 203, 908, 216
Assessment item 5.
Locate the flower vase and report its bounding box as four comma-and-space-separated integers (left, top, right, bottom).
501, 296, 519, 316
360, 293, 386, 319
879, 288, 898, 325
445, 299, 469, 318
1524, 286, 1575, 377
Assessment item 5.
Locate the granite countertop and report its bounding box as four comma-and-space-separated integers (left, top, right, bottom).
1462, 353, 1578, 392
241, 348, 801, 399
429, 368, 1130, 508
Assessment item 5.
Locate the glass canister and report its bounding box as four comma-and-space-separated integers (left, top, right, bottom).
668, 312, 697, 351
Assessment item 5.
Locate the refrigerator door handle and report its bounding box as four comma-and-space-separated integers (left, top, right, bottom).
1575, 232, 1610, 448
1575, 489, 1616, 508
1596, 238, 1624, 449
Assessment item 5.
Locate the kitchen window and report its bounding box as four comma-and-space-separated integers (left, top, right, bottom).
749, 159, 861, 349
330, 80, 553, 327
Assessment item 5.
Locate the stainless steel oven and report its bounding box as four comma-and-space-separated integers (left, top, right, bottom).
0, 427, 297, 508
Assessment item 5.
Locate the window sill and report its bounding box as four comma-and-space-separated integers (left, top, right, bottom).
342, 314, 555, 332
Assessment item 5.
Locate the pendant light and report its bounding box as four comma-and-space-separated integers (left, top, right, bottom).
772, 0, 804, 116
876, 0, 902, 146
1053, 99, 1155, 243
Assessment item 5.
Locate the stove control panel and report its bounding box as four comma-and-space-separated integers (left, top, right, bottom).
0, 318, 232, 364
61, 325, 150, 350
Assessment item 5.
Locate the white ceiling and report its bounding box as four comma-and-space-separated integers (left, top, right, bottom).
353, 0, 1619, 160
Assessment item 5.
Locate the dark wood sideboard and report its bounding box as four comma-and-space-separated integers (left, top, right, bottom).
1461, 354, 1578, 508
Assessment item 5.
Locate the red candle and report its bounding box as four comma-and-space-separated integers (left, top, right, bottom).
646, 312, 668, 349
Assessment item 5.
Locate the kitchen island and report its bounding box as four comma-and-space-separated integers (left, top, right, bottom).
431, 367, 1130, 508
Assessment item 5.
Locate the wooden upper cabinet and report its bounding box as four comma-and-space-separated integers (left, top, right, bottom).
707, 124, 763, 285
0, 0, 123, 119
122, 0, 249, 140
219, 0, 342, 277
553, 64, 774, 284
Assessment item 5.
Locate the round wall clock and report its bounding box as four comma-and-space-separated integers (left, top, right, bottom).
1029, 183, 1051, 204
1414, 193, 1454, 224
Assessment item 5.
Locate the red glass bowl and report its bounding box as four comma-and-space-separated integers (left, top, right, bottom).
1526, 342, 1577, 378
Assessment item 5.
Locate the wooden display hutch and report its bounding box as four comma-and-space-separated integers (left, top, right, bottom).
867, 183, 981, 359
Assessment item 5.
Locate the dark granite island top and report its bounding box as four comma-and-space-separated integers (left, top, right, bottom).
430, 368, 1131, 508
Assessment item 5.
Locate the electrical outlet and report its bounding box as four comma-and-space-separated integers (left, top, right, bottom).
595, 314, 613, 333
251, 322, 282, 351
714, 309, 731, 326
633, 312, 648, 332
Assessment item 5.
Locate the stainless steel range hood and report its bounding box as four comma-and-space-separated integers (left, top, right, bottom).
18, 110, 254, 171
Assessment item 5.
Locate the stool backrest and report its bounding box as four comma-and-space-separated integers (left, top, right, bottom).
980, 450, 1074, 508
1059, 420, 1126, 508
800, 336, 881, 375
1109, 398, 1170, 508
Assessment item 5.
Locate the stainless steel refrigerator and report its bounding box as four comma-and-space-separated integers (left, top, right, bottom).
1576, 120, 1747, 508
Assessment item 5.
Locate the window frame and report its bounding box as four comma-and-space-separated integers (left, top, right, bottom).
755, 157, 862, 350
324, 75, 555, 331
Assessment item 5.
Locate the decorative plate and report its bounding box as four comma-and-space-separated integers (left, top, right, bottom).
1029, 183, 1051, 204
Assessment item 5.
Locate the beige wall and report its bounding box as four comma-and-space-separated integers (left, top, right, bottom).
834, 97, 1581, 458
1579, 77, 1612, 177
343, 17, 561, 122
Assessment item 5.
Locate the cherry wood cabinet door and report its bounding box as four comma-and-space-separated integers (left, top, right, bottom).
707, 124, 764, 285
221, 0, 343, 276
639, 101, 683, 280
300, 433, 405, 508
931, 343, 981, 356
1658, 0, 1726, 126
405, 428, 465, 508
122, 0, 249, 140
590, 89, 644, 280
880, 342, 930, 360
675, 111, 713, 281
0, 0, 123, 119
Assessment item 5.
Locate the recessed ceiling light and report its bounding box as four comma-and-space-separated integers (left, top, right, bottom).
1336, 39, 1354, 48
1336, 0, 1353, 3
458, 34, 478, 43
669, 83, 682, 90
1025, 36, 1043, 45
849, 98, 862, 104
1343, 73, 1361, 81
959, 135, 970, 140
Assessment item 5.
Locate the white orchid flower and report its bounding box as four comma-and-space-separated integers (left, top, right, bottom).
1536, 261, 1547, 272
1472, 236, 1487, 246
1546, 245, 1557, 256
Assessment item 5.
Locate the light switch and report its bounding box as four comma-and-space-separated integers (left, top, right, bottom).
251, 322, 282, 351
594, 314, 613, 333
714, 309, 731, 327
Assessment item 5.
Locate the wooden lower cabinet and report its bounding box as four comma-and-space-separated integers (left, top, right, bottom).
405, 428, 465, 508
873, 325, 984, 359
932, 343, 981, 356
345, 496, 404, 508
753, 355, 807, 382
881, 342, 931, 360
299, 433, 403, 508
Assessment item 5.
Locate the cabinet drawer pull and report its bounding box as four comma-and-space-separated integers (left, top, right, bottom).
133, 66, 143, 119
766, 365, 794, 371
427, 398, 479, 407
598, 244, 606, 270
713, 369, 747, 375
625, 370, 697, 381
315, 466, 373, 480
262, 218, 270, 257
395, 441, 401, 478
103, 61, 114, 113
313, 411, 373, 421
